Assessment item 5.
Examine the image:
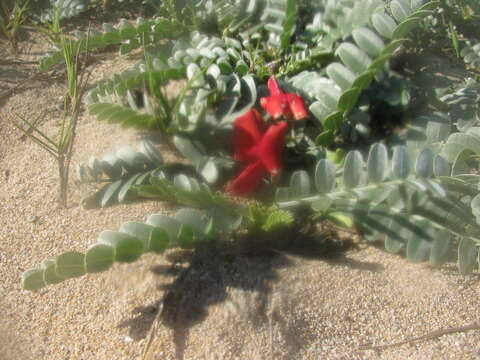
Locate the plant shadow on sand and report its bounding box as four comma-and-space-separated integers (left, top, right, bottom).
118, 231, 384, 359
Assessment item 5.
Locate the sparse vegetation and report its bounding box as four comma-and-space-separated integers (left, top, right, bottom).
6, 2, 480, 351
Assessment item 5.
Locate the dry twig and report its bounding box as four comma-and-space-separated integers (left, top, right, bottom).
359, 322, 480, 351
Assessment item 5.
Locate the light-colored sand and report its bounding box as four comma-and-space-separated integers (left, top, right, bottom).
1, 33, 480, 360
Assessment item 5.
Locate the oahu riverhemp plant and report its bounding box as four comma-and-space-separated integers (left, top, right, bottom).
21, 0, 480, 296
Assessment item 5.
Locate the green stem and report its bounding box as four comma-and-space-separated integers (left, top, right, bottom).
277, 179, 404, 209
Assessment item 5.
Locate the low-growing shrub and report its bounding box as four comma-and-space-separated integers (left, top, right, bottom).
20, 0, 480, 297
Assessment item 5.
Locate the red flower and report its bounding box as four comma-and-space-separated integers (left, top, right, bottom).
227, 109, 288, 196
260, 76, 308, 120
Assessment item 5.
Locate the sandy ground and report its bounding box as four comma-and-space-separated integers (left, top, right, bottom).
1, 32, 480, 360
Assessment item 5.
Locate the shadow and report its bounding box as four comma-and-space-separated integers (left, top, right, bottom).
0, 64, 64, 107
117, 229, 384, 359
325, 253, 384, 273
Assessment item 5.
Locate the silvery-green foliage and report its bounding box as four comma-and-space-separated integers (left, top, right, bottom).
192, 0, 265, 32
21, 0, 480, 294
276, 139, 480, 274
441, 79, 480, 132
261, 0, 298, 50
21, 209, 226, 290
21, 172, 248, 291
76, 140, 164, 207
167, 32, 258, 128
135, 168, 232, 209
340, 73, 411, 144
289, 0, 438, 146
86, 65, 186, 130
86, 32, 257, 133
460, 40, 480, 69
30, 0, 89, 23
39, 17, 184, 72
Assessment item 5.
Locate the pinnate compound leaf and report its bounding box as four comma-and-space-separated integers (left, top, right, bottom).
89, 103, 156, 129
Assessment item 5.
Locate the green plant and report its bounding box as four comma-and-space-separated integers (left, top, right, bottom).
20, 0, 480, 296
29, 0, 90, 22
0, 0, 29, 54
14, 22, 91, 208
76, 141, 163, 208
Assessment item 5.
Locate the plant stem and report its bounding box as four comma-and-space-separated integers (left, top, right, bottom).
277, 180, 404, 208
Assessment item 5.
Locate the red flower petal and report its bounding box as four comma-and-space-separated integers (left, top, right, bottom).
260, 95, 289, 119
233, 109, 264, 162
227, 160, 267, 196
261, 77, 307, 120
259, 121, 288, 174
286, 93, 308, 120
267, 76, 283, 96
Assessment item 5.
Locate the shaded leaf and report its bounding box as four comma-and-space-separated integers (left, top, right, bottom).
343, 151, 364, 189
458, 237, 478, 275
367, 143, 388, 183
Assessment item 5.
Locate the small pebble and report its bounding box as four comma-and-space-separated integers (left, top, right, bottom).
124, 336, 134, 343
26, 215, 39, 223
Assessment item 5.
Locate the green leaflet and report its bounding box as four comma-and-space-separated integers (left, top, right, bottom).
458, 237, 478, 275
367, 143, 388, 183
